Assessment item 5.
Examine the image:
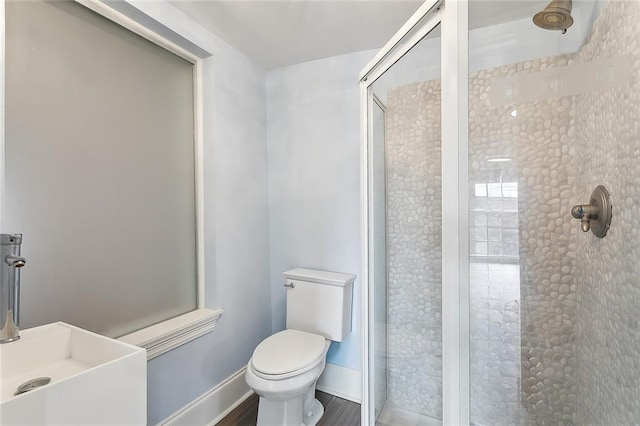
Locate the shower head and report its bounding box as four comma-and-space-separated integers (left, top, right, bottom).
533, 0, 574, 32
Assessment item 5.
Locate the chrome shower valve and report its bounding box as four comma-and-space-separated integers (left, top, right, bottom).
571, 185, 612, 238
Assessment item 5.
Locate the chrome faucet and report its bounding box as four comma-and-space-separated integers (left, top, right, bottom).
6, 254, 26, 268
1, 234, 26, 343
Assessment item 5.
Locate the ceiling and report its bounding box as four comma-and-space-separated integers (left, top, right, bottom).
169, 0, 551, 70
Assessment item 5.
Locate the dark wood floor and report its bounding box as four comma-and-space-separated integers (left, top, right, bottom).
217, 391, 360, 426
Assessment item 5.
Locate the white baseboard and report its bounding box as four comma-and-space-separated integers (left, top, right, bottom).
317, 362, 362, 404
159, 362, 361, 425
158, 367, 253, 426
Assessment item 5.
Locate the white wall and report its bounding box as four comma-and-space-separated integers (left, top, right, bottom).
113, 2, 272, 424
266, 50, 375, 370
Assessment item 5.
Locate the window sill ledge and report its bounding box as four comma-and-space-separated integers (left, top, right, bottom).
118, 308, 223, 360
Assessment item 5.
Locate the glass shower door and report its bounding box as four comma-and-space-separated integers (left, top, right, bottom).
467, 1, 640, 425
366, 15, 443, 426
365, 0, 640, 424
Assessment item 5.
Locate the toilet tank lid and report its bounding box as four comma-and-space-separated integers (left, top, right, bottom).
283, 268, 356, 287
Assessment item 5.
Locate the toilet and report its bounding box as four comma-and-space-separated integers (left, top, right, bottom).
245, 268, 355, 426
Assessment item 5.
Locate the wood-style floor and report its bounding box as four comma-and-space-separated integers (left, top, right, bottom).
217, 391, 360, 426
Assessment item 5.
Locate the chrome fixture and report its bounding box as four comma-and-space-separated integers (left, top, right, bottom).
6, 254, 26, 268
533, 0, 574, 34
14, 377, 51, 396
1, 234, 26, 343
284, 282, 295, 288
571, 185, 612, 238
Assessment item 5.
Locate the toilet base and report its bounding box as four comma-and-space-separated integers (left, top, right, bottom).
246, 339, 331, 426
256, 385, 324, 426
303, 398, 324, 426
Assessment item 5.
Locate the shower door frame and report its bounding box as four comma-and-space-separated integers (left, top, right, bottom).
359, 0, 470, 424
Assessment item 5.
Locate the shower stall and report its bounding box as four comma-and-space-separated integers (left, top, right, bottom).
360, 0, 640, 424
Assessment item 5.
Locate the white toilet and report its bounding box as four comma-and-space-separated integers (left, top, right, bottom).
245, 268, 355, 426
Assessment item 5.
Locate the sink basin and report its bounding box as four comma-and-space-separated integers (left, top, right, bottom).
0, 322, 146, 425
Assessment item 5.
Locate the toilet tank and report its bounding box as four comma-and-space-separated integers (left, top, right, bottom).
284, 268, 355, 342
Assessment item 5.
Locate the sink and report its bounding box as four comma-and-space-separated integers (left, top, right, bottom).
0, 322, 146, 425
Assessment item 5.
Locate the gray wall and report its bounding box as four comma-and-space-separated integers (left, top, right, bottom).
266, 50, 375, 370
117, 2, 272, 423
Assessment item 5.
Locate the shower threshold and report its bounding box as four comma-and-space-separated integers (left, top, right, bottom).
376, 401, 442, 426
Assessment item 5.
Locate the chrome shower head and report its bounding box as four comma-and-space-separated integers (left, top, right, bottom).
533, 0, 574, 32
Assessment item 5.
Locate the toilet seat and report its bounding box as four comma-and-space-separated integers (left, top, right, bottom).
251, 330, 327, 379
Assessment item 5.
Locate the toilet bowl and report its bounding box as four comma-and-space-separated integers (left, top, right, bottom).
245, 330, 330, 426
245, 268, 355, 426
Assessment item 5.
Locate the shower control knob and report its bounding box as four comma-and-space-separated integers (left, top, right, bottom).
570, 185, 612, 238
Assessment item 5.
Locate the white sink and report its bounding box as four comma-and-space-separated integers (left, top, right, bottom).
0, 322, 146, 425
